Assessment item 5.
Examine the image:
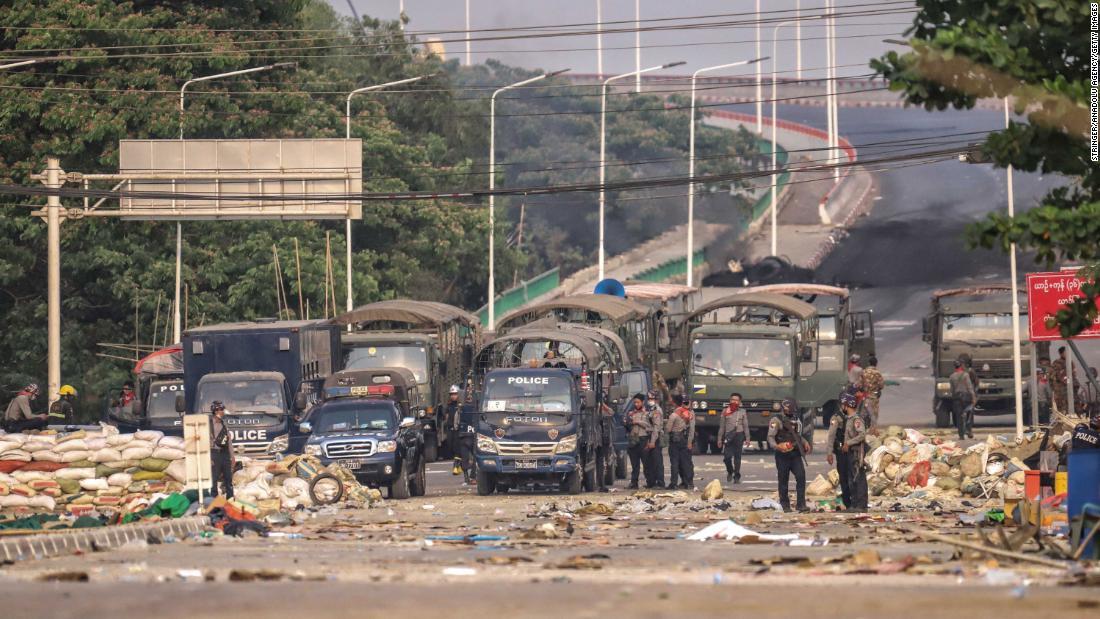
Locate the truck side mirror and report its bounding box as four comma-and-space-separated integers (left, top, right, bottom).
175, 394, 185, 414
295, 393, 308, 411
921, 317, 932, 342
298, 422, 312, 434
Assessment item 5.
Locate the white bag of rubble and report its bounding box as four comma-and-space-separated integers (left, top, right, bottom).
121, 445, 154, 461
0, 433, 28, 445
55, 467, 96, 480
0, 440, 22, 453
27, 495, 56, 511
868, 445, 890, 472
79, 478, 109, 491
11, 471, 51, 483
0, 450, 31, 462
158, 436, 185, 450
165, 459, 187, 483
135, 430, 164, 443
236, 474, 275, 503
60, 450, 92, 463
21, 440, 55, 453
807, 474, 834, 496
106, 433, 135, 447
31, 450, 63, 463
55, 439, 88, 453
90, 448, 124, 463
107, 472, 133, 487
84, 437, 108, 451
152, 446, 185, 461
0, 495, 30, 508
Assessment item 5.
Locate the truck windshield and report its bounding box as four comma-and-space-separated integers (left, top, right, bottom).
345, 345, 429, 383
943, 314, 1024, 341
146, 382, 182, 419
196, 380, 286, 416
693, 338, 792, 378
483, 374, 573, 414
313, 401, 397, 433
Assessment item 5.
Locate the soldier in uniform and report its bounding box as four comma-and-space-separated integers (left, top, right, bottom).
825, 403, 852, 509
718, 393, 749, 483
666, 394, 696, 490
859, 355, 885, 431
454, 390, 478, 485
847, 354, 863, 387
624, 393, 658, 489
767, 398, 811, 512
209, 401, 235, 499
3, 383, 45, 433
1079, 367, 1100, 418
443, 385, 463, 475
596, 390, 616, 492
49, 385, 78, 425
1036, 367, 1053, 424
949, 359, 977, 439
645, 389, 667, 488
839, 391, 869, 511
1069, 411, 1100, 452
1052, 348, 1069, 414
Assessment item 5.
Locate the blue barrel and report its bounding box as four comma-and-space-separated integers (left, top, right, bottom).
1068, 450, 1100, 557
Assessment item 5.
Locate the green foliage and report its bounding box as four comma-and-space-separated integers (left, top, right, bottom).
871, 0, 1095, 334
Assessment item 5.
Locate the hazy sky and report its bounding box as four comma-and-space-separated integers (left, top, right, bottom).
334, 1, 915, 79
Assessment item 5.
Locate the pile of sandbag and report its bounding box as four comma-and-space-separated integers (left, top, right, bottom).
0, 425, 189, 515
230, 454, 382, 513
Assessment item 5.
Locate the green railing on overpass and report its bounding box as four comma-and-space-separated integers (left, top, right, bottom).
750, 137, 790, 221
476, 267, 560, 326
632, 250, 706, 283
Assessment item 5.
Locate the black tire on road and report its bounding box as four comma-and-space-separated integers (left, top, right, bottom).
563, 470, 583, 494
389, 461, 410, 499
582, 454, 597, 491
308, 473, 344, 505
423, 439, 438, 463
934, 400, 952, 428
615, 452, 627, 480
476, 469, 494, 496
495, 483, 509, 494
603, 456, 614, 486
410, 456, 427, 497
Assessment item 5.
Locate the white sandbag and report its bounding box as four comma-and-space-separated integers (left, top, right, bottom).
281, 476, 310, 498
107, 472, 133, 487
27, 495, 56, 511
97, 422, 120, 437
157, 435, 183, 448
20, 440, 54, 452
121, 446, 154, 461
0, 473, 16, 484
152, 446, 186, 461
0, 441, 22, 453
54, 467, 96, 480
233, 463, 267, 487
79, 478, 109, 491
0, 494, 30, 508
84, 437, 108, 451
90, 448, 124, 463
60, 450, 92, 463
106, 433, 135, 447
31, 450, 63, 463
165, 459, 187, 483
0, 450, 32, 462
104, 460, 137, 470
11, 471, 51, 483
135, 430, 164, 442
55, 439, 88, 453
0, 433, 27, 445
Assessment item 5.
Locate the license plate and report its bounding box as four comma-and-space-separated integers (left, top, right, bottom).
339, 458, 366, 470
514, 459, 538, 470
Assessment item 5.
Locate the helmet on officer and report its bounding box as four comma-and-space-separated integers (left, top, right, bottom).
449, 384, 461, 395
24, 383, 39, 395
59, 385, 77, 398
210, 401, 226, 414
849, 354, 861, 363
1091, 411, 1100, 431
840, 391, 859, 410
780, 397, 798, 416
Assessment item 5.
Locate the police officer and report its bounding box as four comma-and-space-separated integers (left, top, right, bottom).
768, 398, 811, 512
825, 402, 852, 509
209, 401, 235, 499
666, 394, 696, 490
624, 393, 658, 489
49, 385, 78, 425
1069, 412, 1100, 452
443, 385, 463, 475
859, 356, 884, 431
717, 393, 749, 483
847, 354, 863, 387
949, 359, 977, 439
4, 383, 46, 432
454, 390, 478, 485
839, 391, 869, 511
644, 390, 666, 488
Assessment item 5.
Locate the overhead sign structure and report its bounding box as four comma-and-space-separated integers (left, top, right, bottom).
1025, 271, 1100, 341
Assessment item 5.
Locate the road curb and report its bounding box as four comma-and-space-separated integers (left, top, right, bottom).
0, 516, 209, 563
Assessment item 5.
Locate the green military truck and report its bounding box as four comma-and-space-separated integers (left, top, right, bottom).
740, 284, 876, 427
330, 300, 482, 461
922, 286, 1046, 427
681, 292, 822, 451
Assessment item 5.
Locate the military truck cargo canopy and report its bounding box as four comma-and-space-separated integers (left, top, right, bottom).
324, 366, 418, 390
134, 345, 183, 377
186, 319, 321, 333
330, 300, 479, 329
477, 328, 607, 369
932, 285, 1018, 300
623, 283, 698, 301
689, 292, 817, 322
739, 283, 849, 300
498, 294, 647, 328
551, 323, 631, 368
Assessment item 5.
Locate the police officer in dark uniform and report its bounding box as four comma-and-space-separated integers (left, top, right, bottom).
209, 401, 235, 499
595, 388, 617, 492
839, 391, 869, 512
443, 385, 462, 475
1070, 412, 1100, 452
767, 398, 811, 512
825, 400, 852, 509
455, 390, 478, 485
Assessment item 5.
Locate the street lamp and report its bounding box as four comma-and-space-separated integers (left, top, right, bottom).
770, 18, 820, 257
754, 0, 762, 133
487, 69, 569, 330
177, 62, 296, 342
599, 61, 684, 281
345, 75, 431, 315
596, 0, 603, 76
634, 0, 642, 93
825, 0, 839, 183
686, 58, 764, 286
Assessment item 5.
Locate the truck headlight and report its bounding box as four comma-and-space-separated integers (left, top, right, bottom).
477, 434, 498, 454
936, 382, 950, 395
554, 434, 577, 454
266, 435, 288, 454
304, 444, 322, 457
376, 440, 397, 453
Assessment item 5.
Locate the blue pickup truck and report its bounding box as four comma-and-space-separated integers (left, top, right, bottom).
299, 368, 426, 499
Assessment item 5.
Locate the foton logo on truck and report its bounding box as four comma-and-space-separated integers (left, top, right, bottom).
507, 376, 549, 385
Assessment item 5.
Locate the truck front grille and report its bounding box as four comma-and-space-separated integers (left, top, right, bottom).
975, 360, 1014, 378
324, 441, 375, 458
234, 441, 273, 457
496, 441, 556, 456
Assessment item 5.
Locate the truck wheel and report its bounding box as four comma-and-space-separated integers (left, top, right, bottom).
495, 482, 509, 494
476, 469, 494, 496
410, 456, 427, 497
562, 470, 583, 495
934, 400, 951, 428
582, 456, 597, 492
389, 461, 411, 499
423, 438, 438, 463
615, 451, 627, 480
602, 456, 614, 486
308, 473, 344, 505
800, 409, 815, 446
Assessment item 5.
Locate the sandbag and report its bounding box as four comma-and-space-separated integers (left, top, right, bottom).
21, 440, 55, 453
55, 439, 88, 453
31, 450, 62, 463
56, 430, 87, 444
135, 430, 164, 443
107, 472, 133, 487
90, 448, 123, 464
93, 496, 122, 507
83, 437, 107, 451
27, 495, 56, 511
158, 436, 185, 450
106, 433, 135, 447
97, 486, 124, 497
80, 478, 109, 491
56, 478, 80, 494
11, 471, 51, 483
132, 470, 165, 482
0, 482, 8, 496
165, 459, 187, 483
960, 453, 983, 478
0, 433, 27, 445
60, 450, 92, 463
40, 486, 62, 498
95, 464, 123, 478
68, 459, 96, 469
10, 484, 36, 497
930, 461, 951, 477
807, 474, 834, 496
54, 467, 96, 480
104, 460, 137, 470
0, 494, 30, 508
152, 447, 185, 461
139, 457, 171, 472
0, 440, 22, 453
0, 460, 27, 473
121, 446, 154, 461
19, 461, 66, 473
0, 450, 32, 462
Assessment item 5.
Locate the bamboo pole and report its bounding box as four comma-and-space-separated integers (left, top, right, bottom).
152, 291, 162, 350
133, 290, 140, 362
293, 237, 304, 320
324, 231, 332, 319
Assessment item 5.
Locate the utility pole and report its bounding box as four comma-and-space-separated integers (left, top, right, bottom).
1005, 96, 1024, 440
596, 0, 603, 77
634, 0, 642, 93
41, 157, 63, 405
465, 0, 472, 66
754, 0, 762, 134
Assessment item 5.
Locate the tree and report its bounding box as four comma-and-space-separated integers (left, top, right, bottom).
871, 0, 1094, 335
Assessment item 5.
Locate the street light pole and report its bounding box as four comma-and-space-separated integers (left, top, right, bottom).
754, 0, 762, 133
634, 0, 642, 93
826, 0, 839, 183
346, 75, 430, 314
44, 157, 63, 406
795, 0, 802, 80
177, 62, 295, 341
465, 0, 472, 66
596, 0, 603, 77
687, 58, 762, 286
1006, 96, 1024, 440
489, 70, 568, 330
599, 61, 684, 281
